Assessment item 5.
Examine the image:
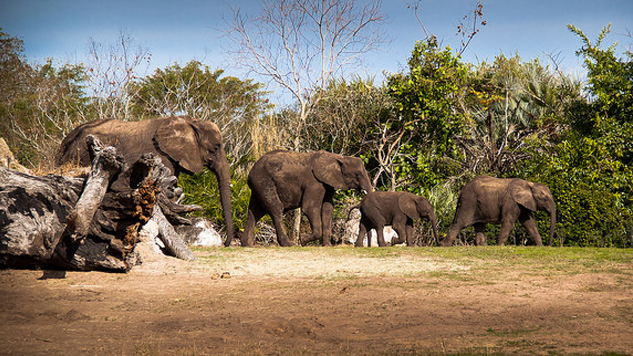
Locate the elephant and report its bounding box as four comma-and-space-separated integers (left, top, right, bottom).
56, 116, 234, 242
440, 175, 556, 247
353, 191, 438, 247
232, 149, 373, 247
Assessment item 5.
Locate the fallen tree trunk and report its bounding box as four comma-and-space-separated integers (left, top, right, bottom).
0, 135, 201, 272
65, 135, 126, 242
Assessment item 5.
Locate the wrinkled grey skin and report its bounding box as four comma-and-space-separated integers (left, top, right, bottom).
354, 191, 438, 247
57, 116, 234, 242
440, 175, 556, 247
234, 150, 373, 247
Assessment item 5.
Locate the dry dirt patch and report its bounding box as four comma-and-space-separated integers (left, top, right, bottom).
1, 246, 632, 355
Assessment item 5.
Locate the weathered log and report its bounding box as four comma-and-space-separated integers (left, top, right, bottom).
1, 136, 200, 272
151, 205, 197, 261
0, 169, 83, 264
65, 135, 126, 241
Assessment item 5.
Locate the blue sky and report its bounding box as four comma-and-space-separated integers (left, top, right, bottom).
1, 0, 631, 103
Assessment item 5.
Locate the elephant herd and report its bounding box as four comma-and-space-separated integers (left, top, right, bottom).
57, 116, 556, 248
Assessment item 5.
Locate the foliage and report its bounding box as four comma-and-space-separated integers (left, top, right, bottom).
303, 76, 393, 156
383, 36, 469, 190
0, 30, 90, 168
129, 61, 269, 123
463, 55, 580, 177
521, 25, 633, 247
178, 168, 251, 234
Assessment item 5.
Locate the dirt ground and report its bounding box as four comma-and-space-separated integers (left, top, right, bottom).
1, 247, 632, 355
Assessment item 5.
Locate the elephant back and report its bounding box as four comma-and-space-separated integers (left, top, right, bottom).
57, 118, 115, 166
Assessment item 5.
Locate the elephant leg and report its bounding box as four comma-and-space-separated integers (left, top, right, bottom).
391, 216, 408, 246
301, 205, 323, 246
320, 196, 335, 246
519, 212, 543, 246
240, 200, 265, 247
391, 214, 409, 246
299, 187, 327, 246
474, 223, 487, 246
497, 219, 516, 246
405, 224, 415, 246
376, 225, 388, 247
355, 220, 368, 247
441, 222, 464, 246
390, 234, 405, 245
268, 206, 293, 247
390, 229, 405, 245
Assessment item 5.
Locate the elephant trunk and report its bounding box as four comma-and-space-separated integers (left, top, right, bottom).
212, 151, 234, 247
429, 211, 439, 246
359, 172, 373, 195
548, 207, 556, 246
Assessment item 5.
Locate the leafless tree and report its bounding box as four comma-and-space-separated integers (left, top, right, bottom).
407, 0, 486, 55
86, 31, 151, 120
225, 0, 388, 150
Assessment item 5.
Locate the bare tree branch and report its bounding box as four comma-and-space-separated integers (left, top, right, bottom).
224, 0, 388, 150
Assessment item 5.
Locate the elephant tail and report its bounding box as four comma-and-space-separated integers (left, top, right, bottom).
347, 204, 361, 220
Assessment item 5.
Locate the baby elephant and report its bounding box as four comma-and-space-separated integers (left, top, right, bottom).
353, 191, 438, 247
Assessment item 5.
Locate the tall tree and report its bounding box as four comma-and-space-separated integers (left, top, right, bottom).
85, 31, 151, 120
384, 36, 469, 190
129, 60, 272, 169
0, 30, 89, 168
225, 0, 387, 150
522, 25, 633, 247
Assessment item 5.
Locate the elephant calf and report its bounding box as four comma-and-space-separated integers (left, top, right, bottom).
354, 191, 438, 247
440, 175, 556, 247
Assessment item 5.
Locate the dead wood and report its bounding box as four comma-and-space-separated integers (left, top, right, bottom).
1, 135, 201, 272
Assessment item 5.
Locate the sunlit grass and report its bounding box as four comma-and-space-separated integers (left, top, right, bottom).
191, 245, 633, 281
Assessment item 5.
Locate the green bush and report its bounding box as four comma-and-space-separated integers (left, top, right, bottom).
178, 168, 251, 234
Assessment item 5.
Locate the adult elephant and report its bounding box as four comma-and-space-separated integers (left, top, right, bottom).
56, 116, 234, 242
233, 150, 373, 247
440, 175, 555, 247
353, 191, 438, 247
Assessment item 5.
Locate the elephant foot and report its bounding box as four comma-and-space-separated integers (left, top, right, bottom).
439, 239, 453, 247
278, 238, 295, 247
299, 234, 318, 246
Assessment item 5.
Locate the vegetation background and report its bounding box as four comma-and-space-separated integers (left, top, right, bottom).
1, 0, 631, 248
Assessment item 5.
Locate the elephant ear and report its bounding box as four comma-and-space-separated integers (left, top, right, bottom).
155, 117, 204, 173
398, 194, 420, 221
313, 152, 347, 190
509, 179, 537, 211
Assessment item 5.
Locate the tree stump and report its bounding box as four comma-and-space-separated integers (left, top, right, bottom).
0, 135, 201, 272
